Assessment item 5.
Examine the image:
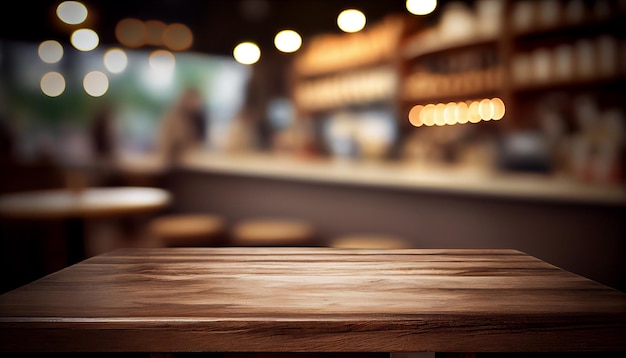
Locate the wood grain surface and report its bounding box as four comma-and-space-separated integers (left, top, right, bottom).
0, 248, 625, 352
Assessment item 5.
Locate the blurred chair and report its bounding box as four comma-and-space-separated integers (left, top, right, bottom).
230, 218, 316, 247
329, 234, 411, 249
146, 213, 227, 247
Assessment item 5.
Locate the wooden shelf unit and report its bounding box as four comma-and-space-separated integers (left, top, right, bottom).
288, 0, 625, 184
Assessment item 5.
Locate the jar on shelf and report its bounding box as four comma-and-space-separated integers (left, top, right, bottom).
553, 44, 575, 81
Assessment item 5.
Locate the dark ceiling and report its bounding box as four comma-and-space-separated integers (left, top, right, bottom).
0, 0, 444, 57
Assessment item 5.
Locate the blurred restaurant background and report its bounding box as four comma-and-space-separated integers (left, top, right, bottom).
0, 0, 625, 294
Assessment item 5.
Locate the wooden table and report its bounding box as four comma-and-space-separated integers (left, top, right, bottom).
0, 187, 171, 264
0, 248, 625, 353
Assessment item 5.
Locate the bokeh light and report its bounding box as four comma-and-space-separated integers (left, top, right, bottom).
38, 40, 63, 64
455, 102, 469, 124
444, 102, 457, 125
56, 1, 88, 25
40, 72, 66, 97
163, 23, 193, 51
337, 9, 366, 33
468, 101, 482, 123
71, 28, 99, 51
421, 104, 435, 126
406, 0, 437, 16
145, 20, 166, 46
409, 98, 505, 126
274, 30, 302, 53
149, 50, 176, 72
478, 98, 494, 121
233, 42, 261, 65
491, 97, 506, 120
103, 48, 128, 74
116, 18, 146, 48
434, 103, 446, 126
83, 71, 109, 97
408, 105, 424, 127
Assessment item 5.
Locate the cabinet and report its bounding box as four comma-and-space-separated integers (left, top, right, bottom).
289, 0, 625, 185
400, 0, 625, 122
289, 15, 415, 160
291, 15, 414, 118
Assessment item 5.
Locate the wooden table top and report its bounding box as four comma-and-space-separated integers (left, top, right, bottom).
1, 247, 625, 353
0, 186, 171, 219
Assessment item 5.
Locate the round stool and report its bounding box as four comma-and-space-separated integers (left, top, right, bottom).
329, 234, 411, 249
147, 214, 226, 247
230, 218, 315, 247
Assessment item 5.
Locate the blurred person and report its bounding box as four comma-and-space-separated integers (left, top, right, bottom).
85, 103, 123, 187
0, 113, 15, 165
89, 103, 117, 163
156, 86, 207, 164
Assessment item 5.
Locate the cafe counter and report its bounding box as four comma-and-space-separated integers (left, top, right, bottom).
178, 151, 625, 206
159, 150, 625, 292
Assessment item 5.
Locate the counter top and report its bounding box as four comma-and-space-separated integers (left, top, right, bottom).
1, 247, 625, 352
178, 151, 625, 206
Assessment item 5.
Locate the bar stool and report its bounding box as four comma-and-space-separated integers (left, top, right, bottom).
230, 218, 315, 247
146, 213, 227, 247
329, 234, 411, 249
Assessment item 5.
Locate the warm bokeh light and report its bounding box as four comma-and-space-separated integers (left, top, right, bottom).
455, 102, 469, 124
149, 50, 176, 72
274, 30, 302, 53
103, 48, 128, 74
233, 42, 261, 65
406, 0, 437, 16
163, 23, 193, 51
83, 71, 109, 97
40, 72, 66, 97
337, 9, 366, 33
408, 105, 424, 127
444, 102, 457, 125
71, 28, 99, 51
411, 98, 505, 126
491, 97, 506, 120
434, 103, 446, 126
56, 1, 87, 25
145, 20, 166, 46
478, 98, 493, 121
38, 40, 63, 64
116, 18, 146, 48
468, 101, 482, 123
421, 104, 435, 126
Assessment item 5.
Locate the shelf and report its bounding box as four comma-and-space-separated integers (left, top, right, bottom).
402, 89, 501, 106
402, 34, 498, 60
402, 69, 502, 105
513, 14, 625, 43
292, 14, 408, 79
293, 56, 394, 80
512, 75, 626, 94
294, 65, 397, 115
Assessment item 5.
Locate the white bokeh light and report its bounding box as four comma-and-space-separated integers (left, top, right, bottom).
406, 0, 437, 15
40, 72, 66, 97
337, 9, 366, 33
274, 30, 302, 53
38, 40, 64, 64
233, 42, 261, 65
103, 48, 128, 73
57, 1, 88, 25
71, 29, 99, 51
83, 71, 109, 97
